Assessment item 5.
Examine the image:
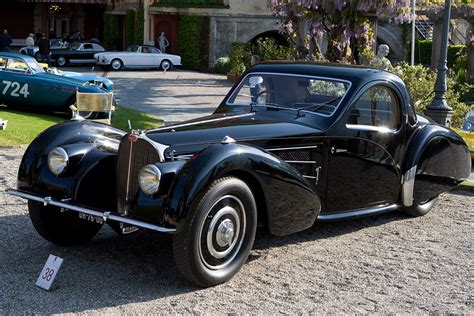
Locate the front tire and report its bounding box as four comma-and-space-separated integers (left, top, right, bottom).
160, 59, 172, 71
28, 201, 102, 246
403, 197, 438, 217
173, 177, 257, 287
110, 59, 123, 71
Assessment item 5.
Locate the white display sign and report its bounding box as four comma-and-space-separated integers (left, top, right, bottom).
36, 255, 63, 291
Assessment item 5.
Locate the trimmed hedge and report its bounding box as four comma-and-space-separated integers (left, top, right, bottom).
177, 15, 210, 70
412, 40, 466, 68
103, 13, 119, 50
135, 9, 145, 45
126, 9, 135, 48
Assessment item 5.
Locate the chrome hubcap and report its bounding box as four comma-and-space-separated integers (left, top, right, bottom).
199, 195, 246, 270
216, 219, 234, 247
112, 61, 121, 69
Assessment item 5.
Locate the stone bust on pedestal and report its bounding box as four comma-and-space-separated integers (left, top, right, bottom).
371, 44, 392, 70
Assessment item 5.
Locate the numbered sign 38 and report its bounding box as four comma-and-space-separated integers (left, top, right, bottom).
36, 255, 63, 291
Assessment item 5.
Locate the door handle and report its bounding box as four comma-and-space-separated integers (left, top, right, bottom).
331, 146, 347, 154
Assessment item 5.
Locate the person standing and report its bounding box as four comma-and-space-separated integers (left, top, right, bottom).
25, 33, 35, 57
38, 34, 51, 66
0, 30, 13, 52
157, 32, 169, 53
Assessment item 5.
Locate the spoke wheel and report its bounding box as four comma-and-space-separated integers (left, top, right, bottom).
173, 177, 257, 287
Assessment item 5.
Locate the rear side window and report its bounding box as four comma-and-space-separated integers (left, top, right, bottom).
346, 85, 400, 130
83, 44, 93, 50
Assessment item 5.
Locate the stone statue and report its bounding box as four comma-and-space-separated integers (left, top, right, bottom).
371, 44, 392, 70
158, 32, 169, 53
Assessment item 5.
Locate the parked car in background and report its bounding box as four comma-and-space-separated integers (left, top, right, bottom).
457, 108, 474, 158
94, 45, 181, 71
0, 53, 112, 118
7, 62, 471, 288
51, 42, 105, 67
19, 39, 68, 61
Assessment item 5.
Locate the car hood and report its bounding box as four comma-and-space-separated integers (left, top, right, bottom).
146, 112, 322, 155
58, 71, 113, 91
35, 72, 86, 85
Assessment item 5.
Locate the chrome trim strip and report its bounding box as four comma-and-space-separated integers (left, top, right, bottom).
139, 133, 168, 162
317, 204, 399, 222
124, 141, 133, 213
6, 189, 176, 234
303, 175, 317, 179
285, 160, 318, 164
226, 72, 352, 118
148, 113, 255, 133
402, 166, 417, 207
267, 145, 319, 151
346, 124, 395, 133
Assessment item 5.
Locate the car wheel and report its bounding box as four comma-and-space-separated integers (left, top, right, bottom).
57, 56, 67, 67
403, 197, 438, 217
110, 59, 123, 71
173, 177, 257, 287
160, 59, 172, 71
28, 201, 102, 246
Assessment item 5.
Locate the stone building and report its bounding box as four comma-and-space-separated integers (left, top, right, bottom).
1, 0, 107, 45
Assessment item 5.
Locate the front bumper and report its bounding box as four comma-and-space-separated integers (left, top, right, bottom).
6, 189, 176, 234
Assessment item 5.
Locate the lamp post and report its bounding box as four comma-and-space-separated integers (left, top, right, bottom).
424, 0, 453, 127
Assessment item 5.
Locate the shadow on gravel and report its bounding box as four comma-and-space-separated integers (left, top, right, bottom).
0, 208, 409, 314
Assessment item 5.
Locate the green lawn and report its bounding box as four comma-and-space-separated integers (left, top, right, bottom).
0, 106, 163, 146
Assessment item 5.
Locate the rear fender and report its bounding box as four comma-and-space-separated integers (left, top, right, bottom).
401, 124, 471, 206
165, 143, 321, 236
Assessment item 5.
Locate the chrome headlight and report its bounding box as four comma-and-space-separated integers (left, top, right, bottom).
139, 164, 161, 195
48, 147, 69, 176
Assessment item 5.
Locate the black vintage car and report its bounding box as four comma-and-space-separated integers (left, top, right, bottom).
7, 62, 471, 287
51, 42, 105, 67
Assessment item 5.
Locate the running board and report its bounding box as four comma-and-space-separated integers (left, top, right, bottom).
6, 189, 176, 234
317, 204, 400, 222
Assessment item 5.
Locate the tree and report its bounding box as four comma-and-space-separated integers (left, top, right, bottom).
268, 0, 412, 63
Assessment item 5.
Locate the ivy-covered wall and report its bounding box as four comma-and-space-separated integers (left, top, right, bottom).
177, 15, 210, 70
125, 9, 135, 48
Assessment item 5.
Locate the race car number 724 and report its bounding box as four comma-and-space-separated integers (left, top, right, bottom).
2, 81, 30, 98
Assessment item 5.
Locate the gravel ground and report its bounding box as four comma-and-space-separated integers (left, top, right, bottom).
0, 147, 473, 314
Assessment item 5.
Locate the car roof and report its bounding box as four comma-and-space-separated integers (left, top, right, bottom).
249, 61, 402, 85
0, 52, 36, 62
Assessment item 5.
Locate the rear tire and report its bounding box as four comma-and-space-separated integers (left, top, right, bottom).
57, 56, 67, 67
28, 201, 102, 246
403, 197, 438, 217
173, 177, 257, 287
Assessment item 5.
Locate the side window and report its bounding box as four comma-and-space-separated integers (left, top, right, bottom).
5, 58, 30, 74
0, 57, 6, 70
83, 44, 93, 50
346, 85, 400, 130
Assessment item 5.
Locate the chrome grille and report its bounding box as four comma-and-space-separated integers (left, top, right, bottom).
116, 135, 160, 213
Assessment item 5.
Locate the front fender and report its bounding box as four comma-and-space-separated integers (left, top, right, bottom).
165, 143, 321, 236
17, 120, 125, 209
401, 124, 471, 206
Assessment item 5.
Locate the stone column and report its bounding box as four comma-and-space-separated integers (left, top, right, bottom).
468, 18, 474, 83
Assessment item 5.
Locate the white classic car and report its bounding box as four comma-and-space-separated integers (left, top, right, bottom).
94, 45, 182, 71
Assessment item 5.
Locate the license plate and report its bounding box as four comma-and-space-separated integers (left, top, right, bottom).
78, 212, 104, 224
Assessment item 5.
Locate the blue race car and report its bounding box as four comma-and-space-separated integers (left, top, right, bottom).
0, 53, 113, 119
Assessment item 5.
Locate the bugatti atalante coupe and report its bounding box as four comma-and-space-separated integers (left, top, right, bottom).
7, 62, 471, 287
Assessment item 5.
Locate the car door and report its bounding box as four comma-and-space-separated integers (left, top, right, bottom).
0, 57, 33, 106
325, 83, 406, 212
74, 43, 96, 63
134, 46, 155, 67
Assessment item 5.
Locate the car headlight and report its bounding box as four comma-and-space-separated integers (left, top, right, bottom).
48, 147, 69, 176
139, 164, 161, 195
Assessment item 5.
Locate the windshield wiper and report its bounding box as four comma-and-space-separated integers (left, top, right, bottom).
294, 96, 342, 117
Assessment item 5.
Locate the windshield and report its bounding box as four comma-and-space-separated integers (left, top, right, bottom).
462, 109, 474, 131
228, 73, 350, 116
26, 60, 44, 74
127, 45, 139, 53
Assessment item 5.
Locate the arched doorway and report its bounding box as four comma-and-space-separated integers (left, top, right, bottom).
154, 16, 177, 54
